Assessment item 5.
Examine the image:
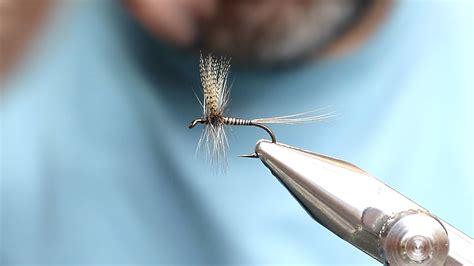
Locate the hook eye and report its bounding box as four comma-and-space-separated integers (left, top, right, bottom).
188, 118, 206, 128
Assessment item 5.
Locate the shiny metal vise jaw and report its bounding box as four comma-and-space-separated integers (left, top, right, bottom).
255, 140, 473, 265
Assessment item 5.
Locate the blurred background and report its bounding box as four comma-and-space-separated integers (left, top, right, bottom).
1, 0, 473, 265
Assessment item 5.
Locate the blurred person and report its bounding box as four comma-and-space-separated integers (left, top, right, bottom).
1, 0, 473, 265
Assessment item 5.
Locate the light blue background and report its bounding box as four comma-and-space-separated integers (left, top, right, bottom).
1, 1, 473, 265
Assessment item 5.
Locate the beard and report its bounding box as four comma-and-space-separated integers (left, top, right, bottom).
197, 0, 376, 64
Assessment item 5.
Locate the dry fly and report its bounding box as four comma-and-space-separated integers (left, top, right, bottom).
189, 54, 334, 164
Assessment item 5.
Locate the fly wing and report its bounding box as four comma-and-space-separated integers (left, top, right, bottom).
216, 56, 231, 113
199, 54, 231, 117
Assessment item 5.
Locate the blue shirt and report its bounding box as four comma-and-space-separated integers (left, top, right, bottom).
1, 1, 472, 264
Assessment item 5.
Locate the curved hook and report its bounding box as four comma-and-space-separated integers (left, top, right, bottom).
238, 122, 276, 158
250, 122, 276, 143
188, 117, 277, 158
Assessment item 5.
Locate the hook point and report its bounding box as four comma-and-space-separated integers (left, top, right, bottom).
238, 153, 259, 158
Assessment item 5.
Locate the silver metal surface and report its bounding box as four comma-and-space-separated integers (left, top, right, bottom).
379, 210, 449, 265
255, 140, 473, 265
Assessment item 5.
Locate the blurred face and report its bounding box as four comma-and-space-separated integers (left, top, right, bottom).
128, 0, 388, 64
0, 0, 388, 79
199, 0, 366, 63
